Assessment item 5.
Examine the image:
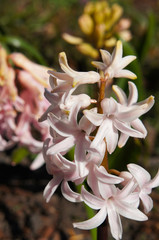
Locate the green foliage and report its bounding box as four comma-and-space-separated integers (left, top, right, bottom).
138, 12, 156, 63
11, 147, 30, 164
0, 35, 47, 64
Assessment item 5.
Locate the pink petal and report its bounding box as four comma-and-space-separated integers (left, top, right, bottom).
148, 169, 159, 189
43, 176, 62, 202
73, 207, 107, 230
115, 200, 148, 221
140, 192, 153, 213
119, 56, 136, 70
131, 118, 147, 137
118, 132, 129, 148
127, 81, 138, 105
100, 49, 112, 65
114, 119, 143, 138
47, 136, 75, 155
127, 164, 151, 187
115, 69, 137, 79
61, 181, 82, 202
30, 152, 44, 170
81, 186, 105, 210
47, 113, 76, 136
83, 110, 104, 126
112, 84, 127, 105
107, 200, 122, 240
95, 165, 123, 184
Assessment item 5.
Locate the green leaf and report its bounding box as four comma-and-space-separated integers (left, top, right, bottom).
139, 12, 156, 63
11, 147, 29, 164
0, 35, 47, 65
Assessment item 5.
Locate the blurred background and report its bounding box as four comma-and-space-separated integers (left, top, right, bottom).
0, 0, 159, 239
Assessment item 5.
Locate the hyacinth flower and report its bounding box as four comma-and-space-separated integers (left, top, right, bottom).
63, 1, 132, 59
120, 164, 159, 214
40, 40, 158, 240
92, 40, 137, 80
73, 181, 147, 240
0, 45, 52, 168
84, 84, 154, 154
48, 51, 100, 91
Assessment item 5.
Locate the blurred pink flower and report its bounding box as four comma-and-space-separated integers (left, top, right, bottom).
0, 46, 51, 167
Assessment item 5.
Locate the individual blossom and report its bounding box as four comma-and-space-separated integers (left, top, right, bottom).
46, 102, 93, 177
43, 138, 83, 203
112, 81, 148, 147
48, 52, 100, 91
84, 82, 154, 154
39, 88, 94, 122
92, 40, 137, 80
73, 180, 147, 240
125, 164, 159, 214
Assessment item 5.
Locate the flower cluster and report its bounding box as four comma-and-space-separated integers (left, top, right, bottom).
63, 1, 132, 59
0, 45, 50, 167
41, 41, 158, 240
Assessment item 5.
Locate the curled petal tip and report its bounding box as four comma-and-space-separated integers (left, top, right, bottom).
59, 52, 67, 64
131, 75, 137, 80
59, 52, 66, 58
116, 40, 122, 48
148, 95, 155, 102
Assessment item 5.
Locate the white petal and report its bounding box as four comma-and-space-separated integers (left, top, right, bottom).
101, 97, 118, 115
99, 182, 115, 199
47, 137, 75, 155
118, 132, 129, 148
127, 81, 138, 105
117, 95, 154, 122
91, 61, 107, 70
30, 152, 44, 170
116, 201, 148, 221
87, 164, 101, 197
100, 49, 112, 65
112, 40, 123, 64
83, 109, 104, 126
43, 176, 62, 202
127, 163, 151, 187
48, 71, 73, 82
81, 186, 105, 210
115, 69, 137, 79
79, 114, 96, 135
131, 118, 147, 137
59, 52, 76, 77
47, 113, 76, 136
61, 181, 82, 202
95, 165, 123, 184
148, 169, 159, 189
73, 207, 107, 230
91, 119, 111, 147
114, 119, 143, 138
107, 200, 123, 240
140, 192, 153, 213
112, 85, 127, 105
119, 55, 136, 70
